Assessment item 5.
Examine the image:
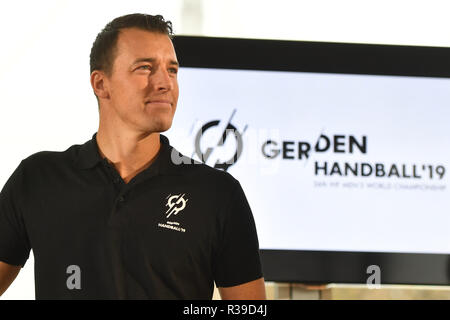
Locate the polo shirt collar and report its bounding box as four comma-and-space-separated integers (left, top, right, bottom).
75, 132, 179, 176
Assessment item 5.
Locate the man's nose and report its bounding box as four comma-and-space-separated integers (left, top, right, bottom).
150, 67, 173, 91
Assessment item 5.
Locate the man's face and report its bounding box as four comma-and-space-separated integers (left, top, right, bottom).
104, 28, 179, 133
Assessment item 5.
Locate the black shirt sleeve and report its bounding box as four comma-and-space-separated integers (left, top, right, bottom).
0, 161, 31, 267
213, 179, 263, 287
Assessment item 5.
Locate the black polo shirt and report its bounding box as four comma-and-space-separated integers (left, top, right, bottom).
0, 133, 263, 299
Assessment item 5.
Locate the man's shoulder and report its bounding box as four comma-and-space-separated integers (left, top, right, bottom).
169, 149, 239, 190
20, 143, 81, 171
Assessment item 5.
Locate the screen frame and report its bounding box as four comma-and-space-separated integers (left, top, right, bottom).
172, 35, 450, 285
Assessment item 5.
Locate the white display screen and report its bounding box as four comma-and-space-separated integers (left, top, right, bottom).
167, 67, 450, 254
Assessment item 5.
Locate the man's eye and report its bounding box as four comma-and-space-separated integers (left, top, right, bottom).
138, 65, 151, 70
169, 68, 178, 74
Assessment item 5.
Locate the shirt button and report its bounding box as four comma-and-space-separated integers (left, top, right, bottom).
118, 196, 125, 202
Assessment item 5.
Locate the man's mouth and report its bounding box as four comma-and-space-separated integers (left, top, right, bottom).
145, 100, 172, 107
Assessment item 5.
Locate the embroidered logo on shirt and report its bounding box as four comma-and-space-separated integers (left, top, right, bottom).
165, 193, 188, 218
157, 193, 189, 233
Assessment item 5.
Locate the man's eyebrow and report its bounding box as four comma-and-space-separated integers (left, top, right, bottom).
132, 58, 179, 66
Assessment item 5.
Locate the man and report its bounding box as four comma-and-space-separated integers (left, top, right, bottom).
0, 13, 266, 299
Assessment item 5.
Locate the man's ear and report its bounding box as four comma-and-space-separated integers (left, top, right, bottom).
90, 70, 110, 100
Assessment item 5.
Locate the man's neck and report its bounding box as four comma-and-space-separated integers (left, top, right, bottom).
96, 127, 161, 184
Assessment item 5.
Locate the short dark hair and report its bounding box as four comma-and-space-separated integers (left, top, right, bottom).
90, 13, 173, 76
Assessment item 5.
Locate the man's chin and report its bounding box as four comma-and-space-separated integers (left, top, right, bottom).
144, 120, 173, 133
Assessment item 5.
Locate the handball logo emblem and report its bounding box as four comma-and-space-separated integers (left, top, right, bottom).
194, 109, 247, 171
166, 193, 188, 218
